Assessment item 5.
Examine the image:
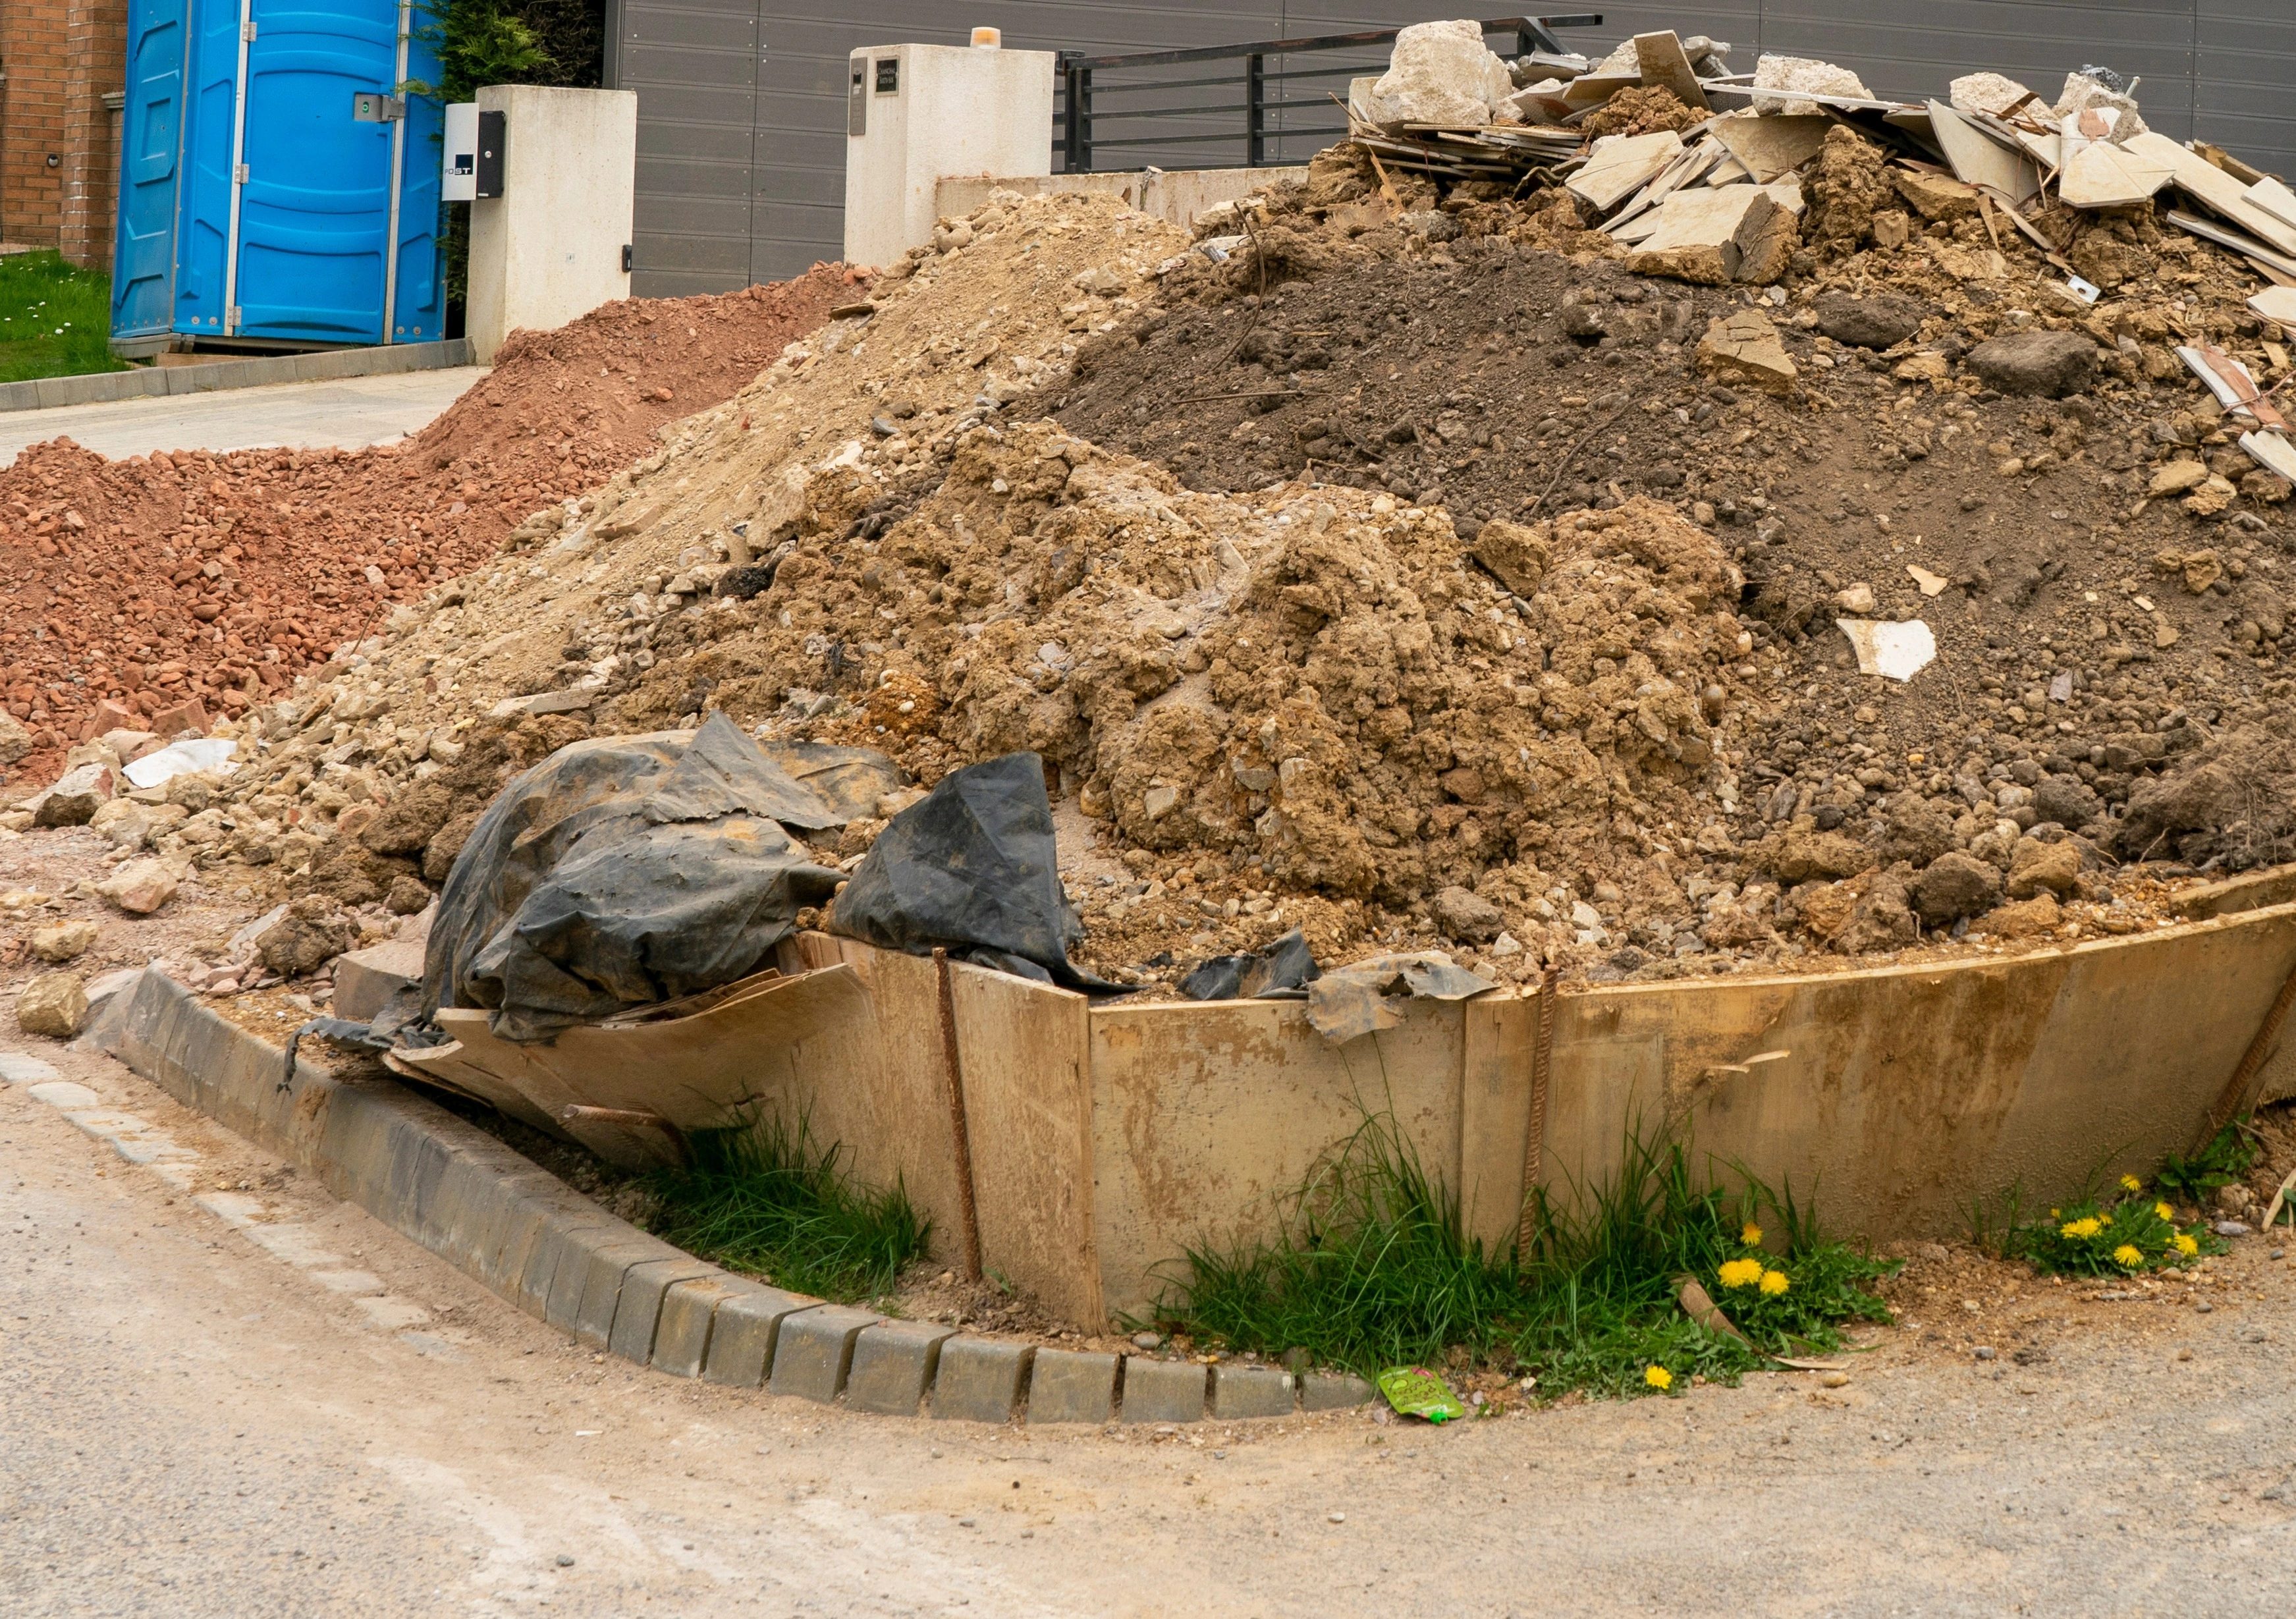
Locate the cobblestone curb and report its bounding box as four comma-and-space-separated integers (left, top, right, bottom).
78, 970, 1371, 1423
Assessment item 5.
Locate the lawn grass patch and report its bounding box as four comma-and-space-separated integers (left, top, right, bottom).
0, 251, 129, 383
1151, 1110, 1896, 1400
642, 1110, 930, 1303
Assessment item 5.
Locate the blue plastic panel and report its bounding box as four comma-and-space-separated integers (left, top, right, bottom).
112, 0, 187, 339
171, 0, 243, 335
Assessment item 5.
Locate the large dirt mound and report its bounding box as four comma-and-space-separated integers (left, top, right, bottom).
0, 266, 858, 784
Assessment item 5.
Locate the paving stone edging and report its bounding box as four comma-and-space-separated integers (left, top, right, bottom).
0, 339, 476, 413
80, 970, 1373, 1423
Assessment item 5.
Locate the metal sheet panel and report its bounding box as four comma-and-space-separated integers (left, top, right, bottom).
608, 3, 2292, 300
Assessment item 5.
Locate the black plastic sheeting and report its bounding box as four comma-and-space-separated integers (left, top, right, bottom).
1179, 929, 1321, 1001
828, 752, 1112, 990
424, 713, 847, 1042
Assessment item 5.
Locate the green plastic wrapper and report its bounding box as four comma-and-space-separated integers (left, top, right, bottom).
1377, 1365, 1467, 1423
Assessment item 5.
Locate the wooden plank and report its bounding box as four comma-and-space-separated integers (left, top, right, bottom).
950, 963, 1101, 1327
2130, 132, 2296, 256
1458, 991, 1537, 1255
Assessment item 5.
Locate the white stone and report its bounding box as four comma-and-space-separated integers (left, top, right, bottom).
1365, 19, 1514, 128
1948, 72, 2033, 117
1750, 54, 1870, 116
1836, 618, 1937, 682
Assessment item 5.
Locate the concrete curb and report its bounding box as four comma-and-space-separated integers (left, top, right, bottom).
0, 339, 476, 414
80, 970, 1370, 1423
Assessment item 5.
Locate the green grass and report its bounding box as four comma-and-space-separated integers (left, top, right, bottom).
1150, 1110, 1897, 1400
0, 250, 130, 383
642, 1110, 931, 1302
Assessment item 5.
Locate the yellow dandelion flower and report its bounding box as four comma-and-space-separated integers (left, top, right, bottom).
2173, 1233, 2199, 1257
1759, 1269, 1790, 1296
2121, 1174, 2143, 1193
1717, 1257, 1764, 1290
2100, 1213, 2113, 1227
2060, 1217, 2102, 1240
2156, 1201, 2174, 1221
1741, 1222, 1763, 1246
1645, 1365, 1672, 1390
2113, 1244, 2143, 1269
2050, 1209, 2060, 1219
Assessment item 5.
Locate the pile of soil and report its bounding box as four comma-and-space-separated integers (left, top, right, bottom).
0, 266, 860, 786
143, 171, 2296, 989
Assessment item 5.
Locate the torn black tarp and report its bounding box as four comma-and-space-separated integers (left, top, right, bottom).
424, 713, 846, 1042
1180, 929, 1321, 1001
827, 751, 1112, 989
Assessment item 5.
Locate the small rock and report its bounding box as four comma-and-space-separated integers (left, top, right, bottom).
1819, 1370, 1850, 1388
2006, 837, 2082, 898
1132, 1332, 1161, 1350
1973, 1345, 1996, 1361
2214, 1221, 2252, 1238
1812, 290, 1925, 350
16, 972, 89, 1038
258, 897, 357, 976
1833, 582, 1876, 615
96, 858, 180, 916
29, 762, 115, 827
2149, 460, 2210, 497
1966, 331, 2098, 397
148, 696, 209, 738
1910, 850, 2002, 925
30, 919, 99, 962
1697, 310, 1799, 394
0, 710, 30, 766
1433, 885, 1505, 945
384, 875, 432, 916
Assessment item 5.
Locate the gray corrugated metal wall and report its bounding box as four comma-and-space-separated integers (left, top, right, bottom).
604, 2, 2296, 298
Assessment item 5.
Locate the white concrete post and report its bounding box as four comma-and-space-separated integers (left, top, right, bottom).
466, 85, 638, 365
842, 42, 1055, 271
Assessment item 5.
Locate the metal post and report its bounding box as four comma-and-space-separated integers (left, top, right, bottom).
220, 0, 254, 335
381, 0, 410, 344
1076, 65, 1093, 172
1245, 51, 1265, 168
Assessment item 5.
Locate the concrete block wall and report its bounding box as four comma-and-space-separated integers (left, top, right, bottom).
0, 0, 125, 265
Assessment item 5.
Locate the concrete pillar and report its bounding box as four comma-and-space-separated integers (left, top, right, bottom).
841, 41, 1054, 271
466, 84, 636, 364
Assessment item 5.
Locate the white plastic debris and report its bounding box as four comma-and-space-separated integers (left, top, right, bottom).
1835, 618, 1936, 682
122, 737, 238, 789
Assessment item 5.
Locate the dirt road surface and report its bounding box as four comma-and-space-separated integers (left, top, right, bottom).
5, 1039, 2292, 1618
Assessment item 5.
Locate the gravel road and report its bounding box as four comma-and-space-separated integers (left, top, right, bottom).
5, 1041, 2292, 1618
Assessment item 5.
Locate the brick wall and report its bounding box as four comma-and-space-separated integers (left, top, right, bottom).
2, 1, 126, 268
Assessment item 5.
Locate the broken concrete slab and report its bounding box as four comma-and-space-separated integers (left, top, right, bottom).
2243, 431, 2296, 485
1629, 31, 1708, 111
1627, 186, 1784, 285
1695, 310, 1797, 393
2249, 177, 2296, 234
1750, 53, 1869, 117
1893, 168, 1982, 221
1711, 113, 1828, 184
2127, 132, 2296, 258
333, 938, 425, 1024
1568, 130, 1684, 214
1926, 101, 2042, 206
2252, 287, 2296, 329
1948, 72, 2035, 119
2060, 140, 2175, 209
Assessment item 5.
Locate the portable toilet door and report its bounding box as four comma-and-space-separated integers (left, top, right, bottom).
111, 0, 188, 344
134, 0, 441, 348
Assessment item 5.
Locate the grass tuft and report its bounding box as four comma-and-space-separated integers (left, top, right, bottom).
1152, 1110, 1896, 1398
643, 1110, 930, 1303
0, 251, 128, 383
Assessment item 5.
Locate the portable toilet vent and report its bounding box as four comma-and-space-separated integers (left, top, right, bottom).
111, 0, 444, 354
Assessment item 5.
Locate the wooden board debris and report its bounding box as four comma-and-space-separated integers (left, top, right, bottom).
1711, 113, 1828, 183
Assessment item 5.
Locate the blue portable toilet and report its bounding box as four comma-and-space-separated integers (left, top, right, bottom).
111, 0, 445, 354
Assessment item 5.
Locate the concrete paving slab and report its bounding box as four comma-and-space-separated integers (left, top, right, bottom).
1026, 1348, 1118, 1425
0, 366, 484, 462
930, 1338, 1033, 1424
844, 1321, 958, 1417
